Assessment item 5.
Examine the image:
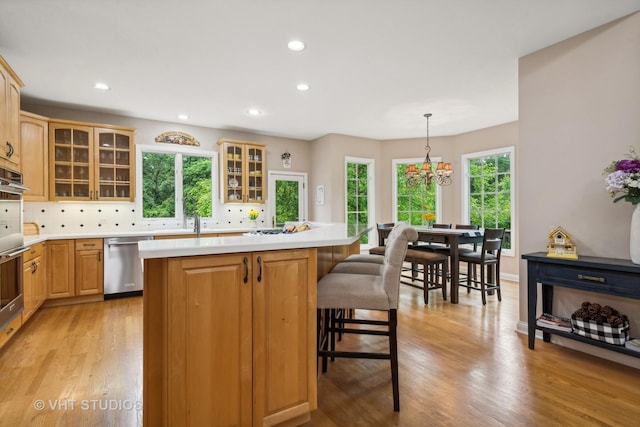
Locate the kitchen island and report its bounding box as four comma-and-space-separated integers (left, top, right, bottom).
139, 223, 368, 427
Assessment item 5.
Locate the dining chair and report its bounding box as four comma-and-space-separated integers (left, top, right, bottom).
402, 247, 448, 304
369, 222, 394, 256
317, 222, 417, 412
457, 228, 505, 305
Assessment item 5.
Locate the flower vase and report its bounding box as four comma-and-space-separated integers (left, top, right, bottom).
249, 220, 257, 229
631, 204, 640, 264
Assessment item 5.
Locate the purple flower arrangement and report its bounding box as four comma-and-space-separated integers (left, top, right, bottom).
604, 147, 640, 205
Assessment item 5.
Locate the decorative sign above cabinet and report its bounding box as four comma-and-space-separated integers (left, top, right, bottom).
155, 131, 199, 146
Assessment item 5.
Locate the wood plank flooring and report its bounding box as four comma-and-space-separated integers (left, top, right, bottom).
0, 281, 638, 426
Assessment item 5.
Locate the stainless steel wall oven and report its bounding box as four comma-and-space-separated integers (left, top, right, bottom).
0, 166, 29, 328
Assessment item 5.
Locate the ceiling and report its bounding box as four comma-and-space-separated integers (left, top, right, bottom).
1, 1, 639, 141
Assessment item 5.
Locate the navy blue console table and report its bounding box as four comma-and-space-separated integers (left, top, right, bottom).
522, 252, 640, 358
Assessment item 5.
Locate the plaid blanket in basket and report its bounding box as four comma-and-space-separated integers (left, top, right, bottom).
571, 318, 630, 345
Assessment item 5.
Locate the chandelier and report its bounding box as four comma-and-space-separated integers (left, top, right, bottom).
405, 113, 453, 188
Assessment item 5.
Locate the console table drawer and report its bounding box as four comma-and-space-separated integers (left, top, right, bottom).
537, 263, 640, 299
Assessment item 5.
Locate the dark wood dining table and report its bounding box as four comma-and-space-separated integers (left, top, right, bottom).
378, 226, 484, 304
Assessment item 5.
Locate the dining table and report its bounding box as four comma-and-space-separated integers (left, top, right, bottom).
378, 225, 484, 304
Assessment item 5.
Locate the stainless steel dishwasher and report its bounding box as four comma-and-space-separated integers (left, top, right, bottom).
103, 236, 153, 299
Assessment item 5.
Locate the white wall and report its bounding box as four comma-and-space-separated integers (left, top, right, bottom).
519, 12, 640, 367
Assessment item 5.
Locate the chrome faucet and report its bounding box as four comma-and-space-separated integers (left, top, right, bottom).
193, 212, 201, 238
183, 195, 201, 238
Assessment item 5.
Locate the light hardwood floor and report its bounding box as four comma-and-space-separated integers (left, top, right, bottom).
0, 280, 638, 426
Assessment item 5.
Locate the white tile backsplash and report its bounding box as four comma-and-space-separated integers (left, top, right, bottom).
24, 202, 270, 233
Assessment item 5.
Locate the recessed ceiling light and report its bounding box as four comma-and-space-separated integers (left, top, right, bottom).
248, 108, 263, 116
296, 82, 310, 92
287, 40, 305, 51
94, 82, 110, 90
178, 114, 189, 120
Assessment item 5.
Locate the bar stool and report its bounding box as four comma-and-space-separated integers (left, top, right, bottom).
317, 223, 417, 412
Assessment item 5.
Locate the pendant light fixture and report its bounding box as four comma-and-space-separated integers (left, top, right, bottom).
405, 113, 453, 188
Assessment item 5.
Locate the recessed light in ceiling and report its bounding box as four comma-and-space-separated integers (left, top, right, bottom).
248, 108, 263, 116
296, 82, 310, 92
94, 82, 110, 91
178, 114, 189, 120
287, 40, 305, 52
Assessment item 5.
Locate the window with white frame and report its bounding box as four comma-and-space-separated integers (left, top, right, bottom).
392, 158, 441, 225
462, 147, 515, 254
136, 145, 217, 221
345, 157, 374, 245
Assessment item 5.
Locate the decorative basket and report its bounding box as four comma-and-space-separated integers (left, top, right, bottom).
571, 318, 630, 345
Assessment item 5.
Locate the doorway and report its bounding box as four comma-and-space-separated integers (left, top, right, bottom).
268, 171, 307, 227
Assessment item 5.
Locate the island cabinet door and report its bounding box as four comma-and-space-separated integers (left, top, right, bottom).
252, 248, 318, 427
167, 254, 253, 427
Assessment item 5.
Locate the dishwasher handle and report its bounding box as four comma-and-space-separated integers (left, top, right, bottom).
108, 241, 143, 247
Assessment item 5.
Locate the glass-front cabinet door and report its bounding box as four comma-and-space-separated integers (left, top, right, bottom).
218, 139, 265, 204
49, 121, 135, 201
49, 123, 93, 200
95, 128, 134, 200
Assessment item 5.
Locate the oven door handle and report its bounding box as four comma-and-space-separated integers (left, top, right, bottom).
1, 247, 31, 258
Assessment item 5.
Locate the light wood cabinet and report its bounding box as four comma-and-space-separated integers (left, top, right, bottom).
22, 242, 46, 323
49, 120, 135, 201
46, 238, 104, 300
218, 139, 266, 204
75, 238, 104, 296
46, 240, 75, 299
0, 55, 24, 171
144, 248, 317, 426
0, 313, 22, 350
20, 111, 49, 201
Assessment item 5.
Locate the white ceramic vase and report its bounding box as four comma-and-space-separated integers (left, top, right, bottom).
631, 204, 640, 264
249, 220, 257, 228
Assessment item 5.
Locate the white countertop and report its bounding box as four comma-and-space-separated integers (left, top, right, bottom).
138, 223, 370, 259
22, 227, 258, 246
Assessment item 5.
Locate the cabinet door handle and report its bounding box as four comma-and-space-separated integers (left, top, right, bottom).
577, 274, 605, 283
5, 327, 14, 336
98, 252, 101, 262
6, 141, 14, 157
243, 257, 249, 283
32, 261, 37, 273
257, 256, 262, 283
90, 190, 93, 200
83, 243, 96, 247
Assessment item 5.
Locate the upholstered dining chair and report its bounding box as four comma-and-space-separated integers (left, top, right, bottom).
317, 222, 417, 412
457, 228, 505, 305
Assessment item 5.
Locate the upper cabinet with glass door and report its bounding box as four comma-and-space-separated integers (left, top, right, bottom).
49, 120, 135, 201
95, 127, 134, 200
218, 139, 266, 204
